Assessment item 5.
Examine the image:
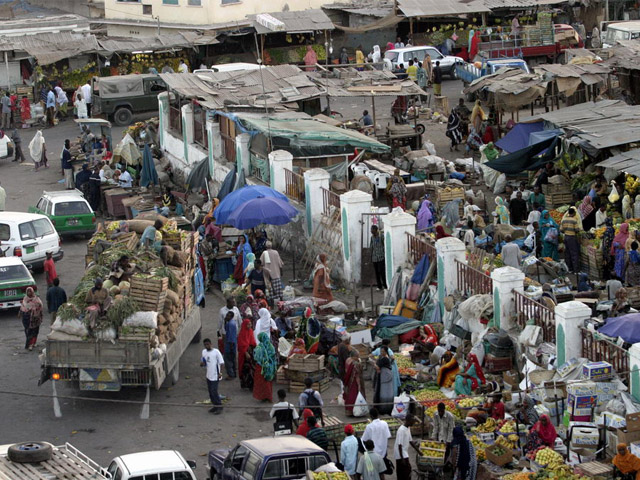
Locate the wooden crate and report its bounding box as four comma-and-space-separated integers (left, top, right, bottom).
284, 366, 326, 383
575, 461, 613, 478
485, 446, 513, 467
542, 183, 571, 195
119, 327, 154, 342
288, 354, 325, 372
163, 231, 182, 249
545, 192, 573, 209
323, 415, 345, 441
276, 366, 287, 384
113, 231, 138, 250
289, 376, 330, 393
131, 275, 169, 292
130, 275, 169, 312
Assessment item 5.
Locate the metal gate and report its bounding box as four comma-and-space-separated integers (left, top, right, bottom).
361, 211, 389, 286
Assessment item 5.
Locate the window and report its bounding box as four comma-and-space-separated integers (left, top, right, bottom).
107, 463, 122, 480
174, 472, 192, 480
43, 199, 51, 215
242, 452, 261, 480
143, 475, 159, 480
163, 0, 179, 4
19, 222, 35, 240
193, 102, 207, 148
427, 48, 443, 59
309, 455, 328, 471
188, 0, 201, 4
0, 264, 30, 281
168, 96, 183, 136
0, 223, 9, 241
32, 218, 55, 237
36, 198, 45, 211
232, 446, 248, 471
54, 201, 91, 216
263, 460, 281, 479
143, 4, 152, 14
221, 0, 240, 4
384, 51, 398, 62
218, 116, 236, 163
285, 457, 307, 477
159, 473, 173, 480
129, 477, 144, 480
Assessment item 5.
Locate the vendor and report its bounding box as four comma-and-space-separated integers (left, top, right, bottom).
517, 394, 539, 426
431, 402, 455, 445
454, 353, 486, 395
484, 393, 505, 420
437, 351, 459, 388
84, 277, 111, 329
613, 443, 640, 480
109, 254, 135, 284
528, 414, 557, 450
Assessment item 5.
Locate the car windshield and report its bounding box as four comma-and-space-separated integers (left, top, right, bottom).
384, 51, 399, 61
0, 264, 30, 281
605, 27, 631, 43
54, 201, 91, 215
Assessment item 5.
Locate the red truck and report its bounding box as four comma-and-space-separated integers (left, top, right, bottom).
478, 24, 583, 65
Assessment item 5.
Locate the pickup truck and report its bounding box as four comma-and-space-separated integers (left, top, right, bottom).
457, 58, 530, 85
41, 305, 201, 391
207, 436, 331, 480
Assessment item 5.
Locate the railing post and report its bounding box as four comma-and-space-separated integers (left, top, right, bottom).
435, 237, 465, 317
340, 190, 373, 284
555, 301, 592, 366
303, 169, 330, 237
158, 92, 169, 150
490, 266, 525, 331
382, 209, 417, 290
269, 150, 293, 195
235, 133, 250, 177
629, 344, 640, 402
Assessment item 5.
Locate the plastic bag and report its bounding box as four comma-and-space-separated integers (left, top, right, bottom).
337, 393, 345, 406
283, 286, 295, 301
493, 173, 507, 194
392, 392, 411, 419
353, 392, 368, 417
123, 311, 158, 329
51, 318, 88, 337
95, 327, 117, 341
544, 227, 559, 244
609, 190, 620, 203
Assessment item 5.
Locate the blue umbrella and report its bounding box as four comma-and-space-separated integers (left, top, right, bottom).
140, 144, 158, 187
226, 196, 298, 229
214, 185, 287, 224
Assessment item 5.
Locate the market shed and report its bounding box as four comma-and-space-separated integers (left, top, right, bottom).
534, 62, 610, 102
604, 40, 640, 105
596, 149, 640, 176
397, 0, 490, 17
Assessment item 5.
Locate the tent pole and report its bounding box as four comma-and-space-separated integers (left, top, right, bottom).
4, 51, 9, 90
371, 95, 377, 133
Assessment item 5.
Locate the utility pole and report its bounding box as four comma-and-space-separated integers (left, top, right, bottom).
153, 15, 160, 36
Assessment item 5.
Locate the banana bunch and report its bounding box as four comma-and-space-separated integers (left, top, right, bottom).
626, 174, 640, 196
473, 417, 497, 433
496, 434, 517, 450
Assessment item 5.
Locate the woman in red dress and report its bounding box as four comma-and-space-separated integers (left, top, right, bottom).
343, 349, 365, 416
237, 318, 256, 389
252, 332, 276, 402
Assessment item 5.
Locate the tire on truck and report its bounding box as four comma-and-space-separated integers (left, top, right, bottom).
7, 442, 53, 463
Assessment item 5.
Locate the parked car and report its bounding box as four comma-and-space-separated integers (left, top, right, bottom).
91, 74, 167, 126
385, 45, 463, 79
0, 257, 36, 310
0, 212, 63, 270
107, 450, 197, 480
207, 436, 330, 480
194, 62, 262, 75
28, 190, 96, 237
602, 20, 640, 47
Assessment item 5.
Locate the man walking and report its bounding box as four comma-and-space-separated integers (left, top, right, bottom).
223, 311, 237, 379
219, 297, 241, 338
200, 338, 224, 414
61, 139, 74, 190
394, 414, 415, 478
340, 424, 359, 476
46, 278, 67, 323
370, 225, 387, 291
43, 251, 57, 288
270, 389, 299, 435
433, 61, 443, 96
356, 440, 386, 480
1, 91, 11, 129
81, 81, 92, 117
298, 376, 324, 424
260, 241, 284, 302
362, 408, 392, 459
46, 88, 56, 127
11, 128, 25, 162
560, 206, 581, 274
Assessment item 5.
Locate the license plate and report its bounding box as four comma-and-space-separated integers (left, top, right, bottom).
68, 218, 79, 225
25, 246, 35, 254
3, 289, 17, 297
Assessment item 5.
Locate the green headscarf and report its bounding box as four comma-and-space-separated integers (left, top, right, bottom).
485, 142, 499, 162
254, 332, 277, 381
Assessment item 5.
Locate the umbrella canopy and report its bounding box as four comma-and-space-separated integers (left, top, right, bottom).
140, 143, 158, 187
215, 185, 287, 225
598, 313, 640, 344
225, 195, 298, 229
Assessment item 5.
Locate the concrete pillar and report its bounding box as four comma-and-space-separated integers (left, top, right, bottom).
206, 119, 216, 178
340, 190, 373, 284
269, 150, 293, 194
181, 103, 193, 164
235, 133, 250, 177
490, 266, 525, 330
304, 168, 330, 236
158, 93, 169, 150
436, 237, 465, 316
382, 210, 417, 290
555, 301, 591, 366
629, 344, 640, 402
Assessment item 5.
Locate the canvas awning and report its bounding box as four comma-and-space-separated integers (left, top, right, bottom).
249, 9, 334, 34
98, 32, 218, 54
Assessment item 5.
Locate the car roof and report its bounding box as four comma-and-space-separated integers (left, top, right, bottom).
117, 450, 189, 475
392, 45, 440, 53
0, 256, 28, 267
608, 20, 640, 30
0, 212, 51, 223
44, 194, 89, 204
242, 436, 328, 456
487, 59, 526, 64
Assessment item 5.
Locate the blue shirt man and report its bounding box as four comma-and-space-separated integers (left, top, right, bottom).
223, 311, 238, 379
361, 110, 373, 126
340, 425, 359, 475
46, 89, 56, 109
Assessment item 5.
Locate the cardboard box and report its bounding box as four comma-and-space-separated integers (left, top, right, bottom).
567, 381, 597, 396
485, 446, 513, 467
617, 427, 640, 445
583, 361, 613, 380
569, 422, 599, 448
503, 371, 519, 388
627, 412, 640, 432
567, 393, 597, 415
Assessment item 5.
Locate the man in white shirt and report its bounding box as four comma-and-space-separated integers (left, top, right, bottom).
178, 59, 189, 74
394, 414, 415, 478
118, 169, 133, 188
200, 338, 224, 414
431, 402, 455, 444
81, 82, 92, 117
270, 389, 299, 434
218, 298, 241, 340
362, 408, 391, 458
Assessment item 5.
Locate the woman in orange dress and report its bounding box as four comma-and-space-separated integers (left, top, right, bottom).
312, 254, 333, 304
437, 351, 460, 388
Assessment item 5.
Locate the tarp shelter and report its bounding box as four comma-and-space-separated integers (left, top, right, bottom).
98, 74, 157, 99
465, 68, 547, 112
495, 121, 544, 153
529, 129, 563, 146
598, 313, 640, 344
485, 136, 560, 174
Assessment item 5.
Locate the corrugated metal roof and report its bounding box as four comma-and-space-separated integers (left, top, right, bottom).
483, 0, 563, 9
249, 9, 334, 34
535, 63, 610, 78
0, 31, 99, 65
341, 7, 393, 17
597, 149, 640, 176
98, 32, 218, 54
307, 69, 427, 97
397, 0, 490, 18
604, 40, 640, 70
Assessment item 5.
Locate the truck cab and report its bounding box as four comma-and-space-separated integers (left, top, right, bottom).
107, 450, 197, 480
603, 20, 640, 47
457, 58, 530, 85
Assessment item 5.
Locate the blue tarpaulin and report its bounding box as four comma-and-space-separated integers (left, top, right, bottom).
371, 314, 422, 339
598, 313, 640, 344
411, 255, 430, 285
495, 122, 544, 153
529, 129, 563, 146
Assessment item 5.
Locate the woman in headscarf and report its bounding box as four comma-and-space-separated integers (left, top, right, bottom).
454, 353, 486, 395
578, 195, 596, 231
494, 197, 510, 225
238, 318, 257, 390
603, 217, 616, 279
470, 99, 486, 133
254, 289, 269, 309
243, 252, 256, 278
437, 351, 459, 388
371, 45, 381, 68
239, 295, 260, 326
254, 229, 268, 259
484, 142, 499, 162
289, 337, 307, 357
435, 225, 451, 240
417, 195, 434, 232
373, 346, 394, 415
386, 41, 395, 51
627, 241, 640, 286
312, 254, 334, 304
233, 234, 252, 285
446, 108, 463, 151
451, 426, 477, 480
531, 414, 557, 447
540, 210, 559, 260
20, 287, 43, 351
624, 194, 634, 220
304, 45, 318, 72
613, 443, 640, 480
344, 349, 365, 416
297, 408, 315, 436
254, 307, 276, 344
614, 223, 630, 279
20, 95, 30, 125
626, 229, 638, 252
387, 169, 407, 209
372, 338, 400, 396
28, 130, 48, 170
540, 283, 557, 309
253, 332, 276, 402
517, 394, 539, 426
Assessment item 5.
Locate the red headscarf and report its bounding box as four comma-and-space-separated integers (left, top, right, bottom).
435, 225, 451, 240
238, 318, 257, 352
534, 414, 557, 446
296, 409, 315, 436
467, 353, 486, 384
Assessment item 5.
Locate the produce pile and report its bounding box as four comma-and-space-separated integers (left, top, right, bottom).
396, 355, 418, 376
419, 440, 446, 459
469, 435, 489, 461
457, 396, 484, 408
310, 473, 349, 480
527, 447, 562, 466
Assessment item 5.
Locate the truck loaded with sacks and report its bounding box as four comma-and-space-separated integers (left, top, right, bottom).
40, 216, 202, 391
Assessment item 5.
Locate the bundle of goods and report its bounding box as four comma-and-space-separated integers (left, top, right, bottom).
417, 440, 447, 467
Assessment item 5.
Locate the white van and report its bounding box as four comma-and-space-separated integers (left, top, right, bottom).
0, 212, 63, 270
385, 45, 463, 79
194, 62, 261, 75
603, 20, 640, 47
107, 450, 197, 480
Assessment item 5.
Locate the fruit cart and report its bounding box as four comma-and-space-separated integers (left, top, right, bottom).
416, 440, 446, 480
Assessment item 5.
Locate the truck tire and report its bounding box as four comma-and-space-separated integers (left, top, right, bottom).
7, 442, 53, 463
450, 66, 459, 80
191, 328, 202, 344
114, 107, 133, 126
170, 364, 180, 385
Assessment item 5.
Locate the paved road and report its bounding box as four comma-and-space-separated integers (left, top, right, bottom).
0, 78, 463, 473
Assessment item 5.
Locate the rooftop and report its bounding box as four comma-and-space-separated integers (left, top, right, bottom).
118, 451, 189, 476
248, 9, 334, 34
242, 436, 328, 456
397, 0, 490, 18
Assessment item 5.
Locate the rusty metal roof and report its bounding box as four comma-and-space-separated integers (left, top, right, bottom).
397, 0, 490, 18
0, 31, 99, 65
307, 68, 427, 97
248, 9, 334, 34
597, 149, 640, 176
98, 32, 218, 54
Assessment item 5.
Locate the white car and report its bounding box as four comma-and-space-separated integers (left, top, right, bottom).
0, 212, 63, 270
107, 450, 197, 480
194, 62, 262, 76
385, 45, 463, 79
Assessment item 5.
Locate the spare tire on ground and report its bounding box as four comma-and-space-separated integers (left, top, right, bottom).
7, 442, 53, 463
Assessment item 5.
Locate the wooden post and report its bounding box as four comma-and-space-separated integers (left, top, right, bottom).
531, 101, 534, 116
260, 35, 265, 64
4, 51, 9, 90
410, 18, 414, 37
371, 95, 377, 131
